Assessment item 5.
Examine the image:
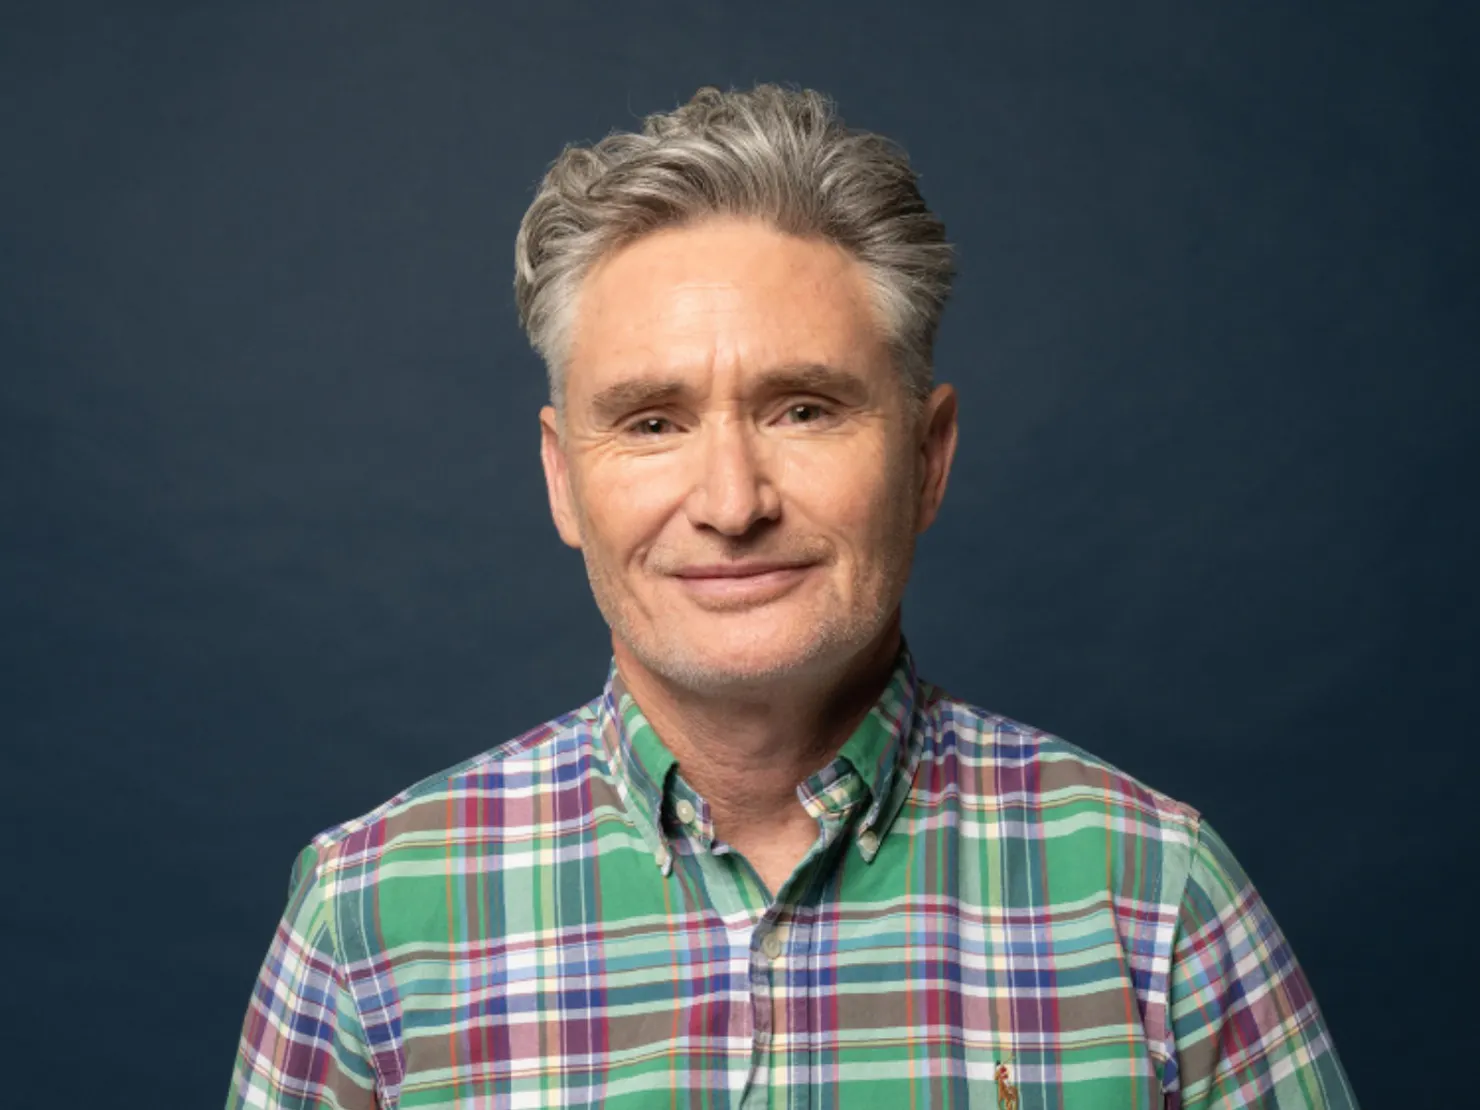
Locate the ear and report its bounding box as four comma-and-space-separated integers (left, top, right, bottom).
539, 405, 584, 549
914, 383, 959, 534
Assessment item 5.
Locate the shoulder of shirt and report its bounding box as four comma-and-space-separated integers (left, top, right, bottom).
918, 679, 1205, 842
290, 681, 1207, 878
292, 695, 605, 876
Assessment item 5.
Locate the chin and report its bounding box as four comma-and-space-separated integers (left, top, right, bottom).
637, 621, 857, 693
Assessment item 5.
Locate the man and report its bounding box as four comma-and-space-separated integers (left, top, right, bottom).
228, 85, 1358, 1109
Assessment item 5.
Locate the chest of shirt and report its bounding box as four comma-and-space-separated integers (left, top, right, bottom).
343, 805, 1172, 1109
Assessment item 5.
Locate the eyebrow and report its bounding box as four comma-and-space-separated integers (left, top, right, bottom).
586, 363, 869, 424
754, 363, 870, 399
587, 379, 690, 425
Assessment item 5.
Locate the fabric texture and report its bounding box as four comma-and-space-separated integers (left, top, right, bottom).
228, 648, 1358, 1108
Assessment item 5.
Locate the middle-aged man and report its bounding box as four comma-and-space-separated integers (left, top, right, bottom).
229, 85, 1358, 1109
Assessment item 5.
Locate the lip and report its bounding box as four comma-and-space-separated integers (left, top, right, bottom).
669, 562, 816, 607
674, 561, 812, 579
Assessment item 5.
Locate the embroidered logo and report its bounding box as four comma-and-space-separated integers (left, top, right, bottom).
995, 1061, 1019, 1110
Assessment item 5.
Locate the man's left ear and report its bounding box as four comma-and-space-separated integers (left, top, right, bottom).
915, 383, 959, 534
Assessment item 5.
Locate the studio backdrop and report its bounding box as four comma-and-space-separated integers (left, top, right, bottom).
2, 2, 1474, 1106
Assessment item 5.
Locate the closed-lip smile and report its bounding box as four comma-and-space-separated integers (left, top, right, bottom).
673, 561, 813, 579
669, 561, 817, 607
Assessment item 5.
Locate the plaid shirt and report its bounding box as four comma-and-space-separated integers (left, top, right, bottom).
228, 648, 1357, 1108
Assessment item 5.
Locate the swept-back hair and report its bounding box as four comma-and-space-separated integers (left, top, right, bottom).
514, 84, 954, 406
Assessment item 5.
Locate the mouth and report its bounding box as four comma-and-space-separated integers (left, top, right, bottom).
669, 562, 817, 608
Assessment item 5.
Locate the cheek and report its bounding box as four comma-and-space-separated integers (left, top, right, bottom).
779, 441, 906, 550
577, 456, 688, 558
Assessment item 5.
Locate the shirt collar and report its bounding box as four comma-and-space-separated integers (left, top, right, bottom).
595, 642, 922, 870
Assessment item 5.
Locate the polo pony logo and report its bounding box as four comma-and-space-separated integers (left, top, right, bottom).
995, 1060, 1019, 1110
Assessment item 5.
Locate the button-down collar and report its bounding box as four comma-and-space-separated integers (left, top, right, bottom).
596, 643, 922, 873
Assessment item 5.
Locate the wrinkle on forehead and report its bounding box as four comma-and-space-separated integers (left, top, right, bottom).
563, 219, 888, 409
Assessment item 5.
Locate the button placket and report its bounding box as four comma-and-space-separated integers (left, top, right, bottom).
750, 917, 785, 1047
750, 954, 772, 1040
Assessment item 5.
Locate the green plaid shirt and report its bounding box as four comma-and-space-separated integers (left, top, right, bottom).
229, 647, 1358, 1108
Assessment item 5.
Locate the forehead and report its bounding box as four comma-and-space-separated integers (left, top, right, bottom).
565, 219, 888, 396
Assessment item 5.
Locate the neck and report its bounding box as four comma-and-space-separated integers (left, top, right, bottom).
613, 618, 902, 844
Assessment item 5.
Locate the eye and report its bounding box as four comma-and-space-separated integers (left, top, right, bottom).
782, 402, 829, 425
627, 416, 675, 436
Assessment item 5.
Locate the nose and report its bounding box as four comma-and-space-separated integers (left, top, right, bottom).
683, 415, 780, 536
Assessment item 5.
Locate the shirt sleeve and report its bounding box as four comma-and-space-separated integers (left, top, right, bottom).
1165, 819, 1360, 1109
226, 842, 380, 1110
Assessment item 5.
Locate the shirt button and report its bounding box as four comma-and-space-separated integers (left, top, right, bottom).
858, 829, 880, 854
674, 799, 697, 825
761, 932, 784, 960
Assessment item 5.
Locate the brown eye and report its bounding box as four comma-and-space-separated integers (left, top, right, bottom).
632, 417, 672, 435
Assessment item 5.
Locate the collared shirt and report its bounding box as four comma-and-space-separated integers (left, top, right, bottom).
228, 648, 1358, 1109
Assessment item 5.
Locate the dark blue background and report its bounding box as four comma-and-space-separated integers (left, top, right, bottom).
3, 3, 1474, 1105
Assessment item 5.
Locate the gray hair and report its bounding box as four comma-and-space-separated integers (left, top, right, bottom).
514, 84, 954, 407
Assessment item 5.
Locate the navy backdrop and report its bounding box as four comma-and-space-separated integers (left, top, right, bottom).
3, 2, 1475, 1105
